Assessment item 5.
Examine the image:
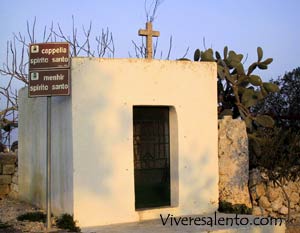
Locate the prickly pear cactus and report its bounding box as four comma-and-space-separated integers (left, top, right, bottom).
193, 46, 279, 130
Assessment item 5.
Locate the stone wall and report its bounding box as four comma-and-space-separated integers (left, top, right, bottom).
218, 116, 252, 208
250, 168, 300, 221
0, 152, 18, 197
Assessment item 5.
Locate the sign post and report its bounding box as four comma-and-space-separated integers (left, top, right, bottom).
29, 43, 70, 97
46, 96, 51, 230
29, 42, 70, 231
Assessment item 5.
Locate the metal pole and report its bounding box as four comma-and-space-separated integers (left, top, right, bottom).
46, 96, 51, 230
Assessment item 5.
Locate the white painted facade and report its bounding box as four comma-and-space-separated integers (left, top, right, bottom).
19, 58, 218, 227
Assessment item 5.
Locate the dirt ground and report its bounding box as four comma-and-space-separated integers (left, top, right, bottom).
1, 196, 300, 233
0, 196, 72, 233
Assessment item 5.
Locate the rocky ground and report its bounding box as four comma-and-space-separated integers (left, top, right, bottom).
1, 195, 300, 233
0, 196, 72, 233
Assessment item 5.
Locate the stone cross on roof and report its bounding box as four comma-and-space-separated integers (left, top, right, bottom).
138, 22, 160, 59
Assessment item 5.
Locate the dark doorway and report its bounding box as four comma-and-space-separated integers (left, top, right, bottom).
133, 106, 171, 209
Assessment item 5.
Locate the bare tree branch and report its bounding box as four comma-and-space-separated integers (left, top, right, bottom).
153, 38, 159, 58
144, 0, 164, 23
181, 47, 190, 58
203, 37, 207, 50
166, 36, 172, 60
1, 17, 115, 146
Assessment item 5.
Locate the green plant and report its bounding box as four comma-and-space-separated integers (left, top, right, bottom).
218, 201, 252, 215
17, 212, 46, 222
188, 46, 280, 161
56, 214, 81, 232
254, 67, 300, 131
193, 46, 279, 130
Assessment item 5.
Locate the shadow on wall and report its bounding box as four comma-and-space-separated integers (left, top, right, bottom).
180, 148, 218, 211
51, 96, 74, 214
72, 88, 133, 197
30, 171, 44, 206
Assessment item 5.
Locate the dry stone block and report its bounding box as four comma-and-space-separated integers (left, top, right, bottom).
0, 175, 12, 184
293, 215, 300, 222
290, 202, 295, 209
0, 153, 17, 164
290, 192, 300, 203
3, 164, 15, 175
259, 196, 271, 209
266, 207, 273, 212
251, 183, 266, 200
269, 212, 278, 218
267, 186, 280, 202
252, 206, 264, 216
11, 183, 18, 192
250, 171, 300, 218
279, 206, 288, 215
272, 197, 283, 212
284, 185, 293, 197
9, 190, 18, 199
0, 184, 10, 195
288, 181, 298, 192
12, 174, 18, 184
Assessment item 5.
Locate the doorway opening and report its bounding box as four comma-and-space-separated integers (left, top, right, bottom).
133, 106, 170, 209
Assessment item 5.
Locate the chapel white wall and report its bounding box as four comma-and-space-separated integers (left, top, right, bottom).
71, 58, 218, 227
18, 89, 73, 214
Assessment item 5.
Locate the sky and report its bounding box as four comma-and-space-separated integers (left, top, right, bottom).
0, 0, 300, 145
1, 0, 300, 83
